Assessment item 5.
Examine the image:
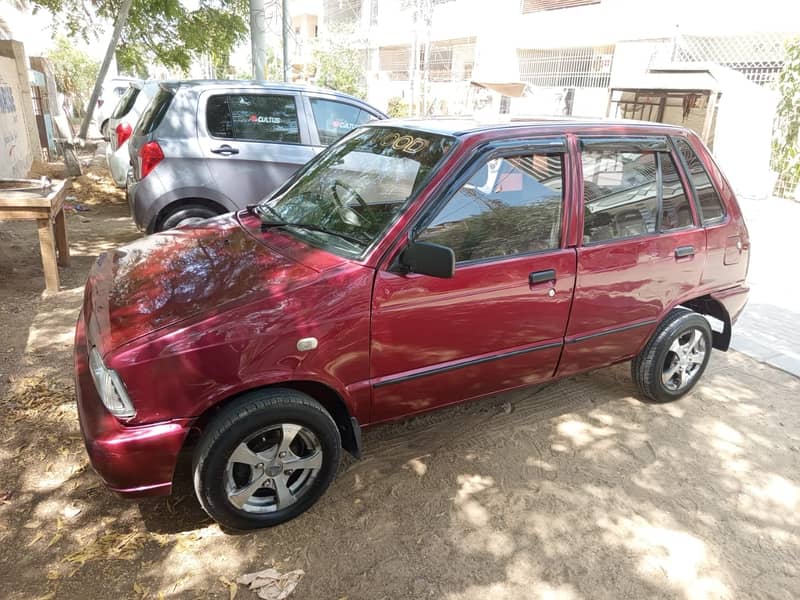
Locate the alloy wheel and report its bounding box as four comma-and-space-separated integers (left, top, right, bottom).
661, 328, 707, 392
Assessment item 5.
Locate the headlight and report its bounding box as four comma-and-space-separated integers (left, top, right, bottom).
88, 347, 136, 419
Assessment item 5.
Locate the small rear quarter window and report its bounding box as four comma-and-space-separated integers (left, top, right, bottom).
674, 138, 726, 224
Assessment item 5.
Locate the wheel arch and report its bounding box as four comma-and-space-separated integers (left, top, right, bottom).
678, 295, 731, 351
185, 380, 362, 459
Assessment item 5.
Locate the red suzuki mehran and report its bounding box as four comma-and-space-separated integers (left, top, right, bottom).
75, 119, 749, 530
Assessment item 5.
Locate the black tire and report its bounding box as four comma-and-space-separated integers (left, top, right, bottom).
192, 388, 341, 531
158, 203, 222, 232
631, 308, 713, 403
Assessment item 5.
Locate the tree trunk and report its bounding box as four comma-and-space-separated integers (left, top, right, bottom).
78, 0, 134, 140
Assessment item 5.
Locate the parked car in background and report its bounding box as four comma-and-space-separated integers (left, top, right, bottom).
96, 77, 141, 139
76, 118, 750, 530
105, 81, 159, 188
126, 80, 387, 233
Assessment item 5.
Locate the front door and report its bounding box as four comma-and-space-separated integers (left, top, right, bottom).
557, 136, 707, 376
370, 143, 577, 423
198, 90, 317, 208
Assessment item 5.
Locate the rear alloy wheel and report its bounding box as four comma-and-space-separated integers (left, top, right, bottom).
193, 389, 341, 530
632, 309, 713, 403
158, 203, 222, 231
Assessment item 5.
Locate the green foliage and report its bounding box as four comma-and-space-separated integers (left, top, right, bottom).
387, 96, 409, 118
773, 37, 800, 193
45, 35, 99, 99
313, 30, 366, 99
32, 0, 248, 77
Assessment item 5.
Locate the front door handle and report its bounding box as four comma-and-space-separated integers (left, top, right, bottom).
210, 144, 239, 155
675, 246, 695, 259
529, 269, 556, 285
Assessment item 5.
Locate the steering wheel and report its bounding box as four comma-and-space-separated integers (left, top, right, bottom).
331, 180, 374, 227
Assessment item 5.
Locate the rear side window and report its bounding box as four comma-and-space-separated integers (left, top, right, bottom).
660, 152, 694, 230
111, 86, 140, 119
207, 94, 300, 143
417, 153, 564, 262
135, 87, 174, 136
582, 150, 658, 243
674, 138, 725, 224
310, 98, 374, 145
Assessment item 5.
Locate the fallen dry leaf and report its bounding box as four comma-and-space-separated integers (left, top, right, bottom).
237, 568, 304, 600
220, 575, 238, 600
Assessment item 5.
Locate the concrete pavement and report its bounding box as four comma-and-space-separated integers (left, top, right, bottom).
731, 195, 800, 377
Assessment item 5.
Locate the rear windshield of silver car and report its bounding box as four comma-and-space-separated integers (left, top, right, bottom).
134, 87, 174, 136
111, 86, 140, 119
261, 126, 456, 259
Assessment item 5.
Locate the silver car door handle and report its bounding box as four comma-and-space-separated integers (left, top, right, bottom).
210, 144, 239, 156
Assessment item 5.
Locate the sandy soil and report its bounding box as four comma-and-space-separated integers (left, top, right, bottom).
0, 155, 798, 600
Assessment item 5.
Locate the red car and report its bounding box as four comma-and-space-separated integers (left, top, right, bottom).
75, 119, 749, 530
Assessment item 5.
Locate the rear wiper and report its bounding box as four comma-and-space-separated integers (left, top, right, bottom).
282, 222, 366, 247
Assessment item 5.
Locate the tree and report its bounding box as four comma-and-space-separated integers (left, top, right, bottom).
45, 36, 99, 108
313, 27, 366, 99
773, 37, 800, 198
31, 0, 248, 77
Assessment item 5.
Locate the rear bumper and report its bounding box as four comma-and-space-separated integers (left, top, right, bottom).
74, 311, 193, 497
106, 143, 131, 188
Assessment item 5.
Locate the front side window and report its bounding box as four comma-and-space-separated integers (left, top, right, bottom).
417, 153, 564, 262
310, 98, 374, 145
582, 150, 658, 243
674, 138, 726, 224
257, 126, 455, 258
207, 94, 301, 143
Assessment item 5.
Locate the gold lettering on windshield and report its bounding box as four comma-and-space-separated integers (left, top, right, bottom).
378, 132, 430, 154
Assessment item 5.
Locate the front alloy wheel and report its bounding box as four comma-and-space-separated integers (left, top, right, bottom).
193, 389, 341, 530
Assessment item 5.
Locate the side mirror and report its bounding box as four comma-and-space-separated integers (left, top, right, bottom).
398, 241, 455, 278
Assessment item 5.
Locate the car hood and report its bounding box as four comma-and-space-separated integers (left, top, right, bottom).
85, 213, 324, 355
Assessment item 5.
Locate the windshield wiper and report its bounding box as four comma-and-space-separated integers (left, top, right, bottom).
281, 222, 366, 247
247, 203, 285, 226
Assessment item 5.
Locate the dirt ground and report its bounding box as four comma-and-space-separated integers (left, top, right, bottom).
1, 154, 799, 600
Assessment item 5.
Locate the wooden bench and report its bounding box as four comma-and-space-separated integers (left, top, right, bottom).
0, 179, 70, 293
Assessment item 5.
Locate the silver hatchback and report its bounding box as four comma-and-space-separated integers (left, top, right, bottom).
127, 80, 386, 233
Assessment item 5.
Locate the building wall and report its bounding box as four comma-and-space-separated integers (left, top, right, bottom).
0, 40, 40, 179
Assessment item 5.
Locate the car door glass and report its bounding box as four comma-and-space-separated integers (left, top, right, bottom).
206, 95, 233, 138
310, 98, 373, 145
674, 138, 726, 224
582, 150, 658, 244
660, 152, 694, 230
224, 94, 301, 143
417, 153, 564, 262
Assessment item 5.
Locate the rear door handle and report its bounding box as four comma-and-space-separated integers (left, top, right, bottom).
210, 144, 239, 155
529, 269, 556, 285
675, 246, 695, 258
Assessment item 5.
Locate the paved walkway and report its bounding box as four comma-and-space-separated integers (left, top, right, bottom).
731, 196, 800, 377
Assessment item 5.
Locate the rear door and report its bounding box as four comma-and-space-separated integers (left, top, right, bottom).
557, 136, 707, 377
197, 90, 317, 208
370, 139, 577, 423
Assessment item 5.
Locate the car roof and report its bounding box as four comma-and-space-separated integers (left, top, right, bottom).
156, 79, 375, 101
374, 116, 688, 138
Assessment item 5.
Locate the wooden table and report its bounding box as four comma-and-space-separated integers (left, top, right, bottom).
0, 179, 70, 292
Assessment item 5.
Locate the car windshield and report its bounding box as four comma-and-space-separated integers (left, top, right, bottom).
257, 126, 455, 257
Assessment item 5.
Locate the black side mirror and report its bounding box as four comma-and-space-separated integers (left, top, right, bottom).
398, 241, 455, 278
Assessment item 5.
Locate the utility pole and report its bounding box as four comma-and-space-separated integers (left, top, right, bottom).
78, 0, 133, 140
250, 0, 267, 80
282, 0, 290, 82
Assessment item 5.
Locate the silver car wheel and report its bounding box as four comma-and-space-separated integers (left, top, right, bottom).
661, 328, 707, 392
224, 423, 323, 513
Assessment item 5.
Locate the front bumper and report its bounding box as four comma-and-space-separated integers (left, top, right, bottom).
74, 311, 194, 497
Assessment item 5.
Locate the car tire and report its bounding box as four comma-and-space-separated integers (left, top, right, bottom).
192, 388, 341, 531
158, 203, 222, 231
631, 308, 713, 403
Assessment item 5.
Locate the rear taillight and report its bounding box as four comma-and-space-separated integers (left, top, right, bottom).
138, 141, 164, 179
115, 122, 132, 150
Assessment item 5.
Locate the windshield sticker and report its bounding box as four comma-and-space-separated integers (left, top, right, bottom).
249, 114, 281, 124
378, 132, 430, 154
331, 119, 356, 130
